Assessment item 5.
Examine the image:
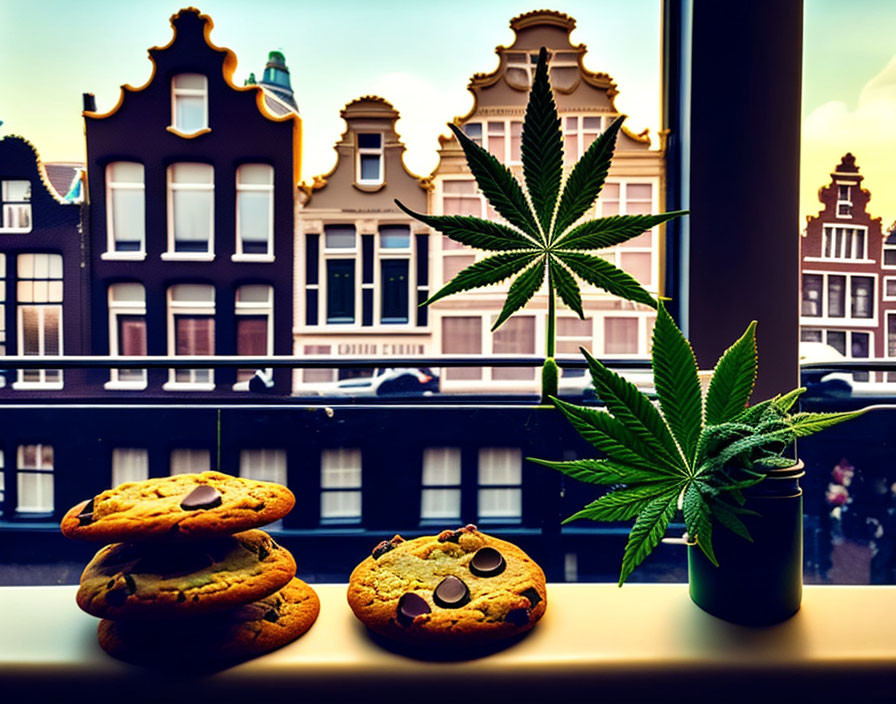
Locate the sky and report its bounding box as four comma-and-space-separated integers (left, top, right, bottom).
1, 0, 895, 225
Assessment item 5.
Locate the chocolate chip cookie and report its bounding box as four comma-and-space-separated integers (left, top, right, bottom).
97, 577, 320, 665
77, 529, 296, 620
347, 525, 547, 645
60, 471, 295, 542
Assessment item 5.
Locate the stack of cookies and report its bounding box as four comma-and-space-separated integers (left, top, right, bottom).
348, 524, 547, 646
60, 471, 319, 665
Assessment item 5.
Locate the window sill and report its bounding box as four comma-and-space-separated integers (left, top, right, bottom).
803, 257, 877, 264
0, 228, 33, 235
166, 126, 211, 139
101, 252, 146, 261
0, 584, 894, 701
103, 380, 148, 391
11, 382, 64, 391
799, 317, 878, 327
161, 252, 215, 262
161, 381, 215, 392
353, 181, 385, 193
232, 253, 275, 263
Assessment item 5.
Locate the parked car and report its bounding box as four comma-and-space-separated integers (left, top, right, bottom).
799, 342, 853, 397
304, 368, 439, 397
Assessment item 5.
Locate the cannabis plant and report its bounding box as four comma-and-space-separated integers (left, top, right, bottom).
396, 47, 685, 400
531, 303, 864, 585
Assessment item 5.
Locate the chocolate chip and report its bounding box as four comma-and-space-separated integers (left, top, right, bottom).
520, 587, 542, 607
177, 592, 186, 603
180, 485, 222, 511
470, 547, 506, 577
433, 576, 470, 609
106, 588, 128, 607
438, 524, 478, 543
372, 535, 404, 559
77, 499, 95, 526
372, 540, 395, 560
505, 608, 530, 626
263, 609, 280, 623
396, 593, 431, 626
124, 574, 137, 594
258, 545, 270, 561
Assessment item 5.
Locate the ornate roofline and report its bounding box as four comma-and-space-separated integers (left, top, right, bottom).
306, 95, 431, 195
81, 7, 302, 185
0, 135, 77, 206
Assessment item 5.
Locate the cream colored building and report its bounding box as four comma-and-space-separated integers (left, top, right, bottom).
295, 10, 665, 393
429, 10, 666, 392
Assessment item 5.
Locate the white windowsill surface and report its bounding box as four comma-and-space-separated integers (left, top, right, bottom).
161, 252, 215, 262
231, 253, 275, 263
104, 380, 148, 391
101, 252, 146, 261
162, 381, 215, 392
11, 381, 64, 391
0, 584, 893, 702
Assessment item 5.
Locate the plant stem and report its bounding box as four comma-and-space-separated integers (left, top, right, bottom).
542, 269, 558, 403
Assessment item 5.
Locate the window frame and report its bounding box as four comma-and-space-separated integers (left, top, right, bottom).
320, 448, 362, 524
420, 447, 462, 523
0, 179, 32, 233
16, 444, 54, 515
170, 73, 209, 136
476, 447, 523, 524
103, 162, 146, 260
800, 270, 878, 325
13, 253, 64, 390
106, 283, 147, 390
234, 163, 274, 261
462, 119, 524, 164
165, 284, 216, 391
356, 132, 384, 186
234, 284, 274, 389
165, 163, 215, 260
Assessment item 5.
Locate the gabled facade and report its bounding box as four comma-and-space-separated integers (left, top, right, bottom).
800, 154, 891, 366
83, 7, 300, 397
295, 96, 431, 391
429, 10, 666, 391
0, 136, 83, 394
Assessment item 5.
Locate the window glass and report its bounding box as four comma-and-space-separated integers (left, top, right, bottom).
477, 448, 522, 520
1, 179, 32, 231
237, 164, 273, 256
111, 448, 148, 487
170, 449, 210, 475
604, 317, 639, 355
324, 225, 356, 249
240, 449, 286, 485
380, 225, 410, 249
17, 254, 63, 385
492, 315, 535, 380
16, 444, 53, 513
320, 448, 362, 521
442, 316, 482, 380
326, 260, 355, 324
381, 259, 409, 324
107, 162, 145, 253
169, 163, 213, 254
421, 448, 462, 520
172, 73, 207, 133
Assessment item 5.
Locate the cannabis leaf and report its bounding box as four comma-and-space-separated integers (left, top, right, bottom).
534, 302, 865, 584
396, 46, 687, 399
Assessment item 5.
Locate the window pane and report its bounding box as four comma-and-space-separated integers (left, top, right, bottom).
111, 448, 148, 487
236, 285, 271, 304
510, 121, 522, 162
108, 162, 144, 183
111, 188, 145, 250
173, 190, 212, 251
493, 316, 535, 380
357, 133, 381, 149
321, 491, 361, 519
236, 316, 268, 356
175, 316, 214, 355
4, 180, 31, 201
170, 449, 210, 475
421, 489, 461, 519
443, 254, 474, 283
360, 154, 381, 181
239, 449, 286, 485
478, 488, 521, 519
851, 276, 873, 318
238, 190, 271, 253
118, 316, 147, 355
619, 252, 652, 285
478, 448, 522, 484
443, 181, 476, 195
422, 448, 461, 485
321, 448, 362, 487
17, 471, 53, 513
173, 73, 206, 90
558, 317, 593, 337
605, 317, 639, 354
237, 164, 273, 185
380, 225, 410, 249
326, 260, 355, 323
171, 163, 213, 183
851, 332, 870, 358
170, 284, 214, 302
381, 259, 409, 323
324, 225, 356, 249
827, 330, 846, 356
462, 123, 482, 145
442, 316, 481, 380
802, 274, 822, 317
175, 95, 205, 133
828, 275, 846, 317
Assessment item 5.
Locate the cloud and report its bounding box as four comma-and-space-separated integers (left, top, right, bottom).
802, 55, 896, 226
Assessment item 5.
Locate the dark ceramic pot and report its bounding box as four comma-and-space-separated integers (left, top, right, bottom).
688, 461, 804, 626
